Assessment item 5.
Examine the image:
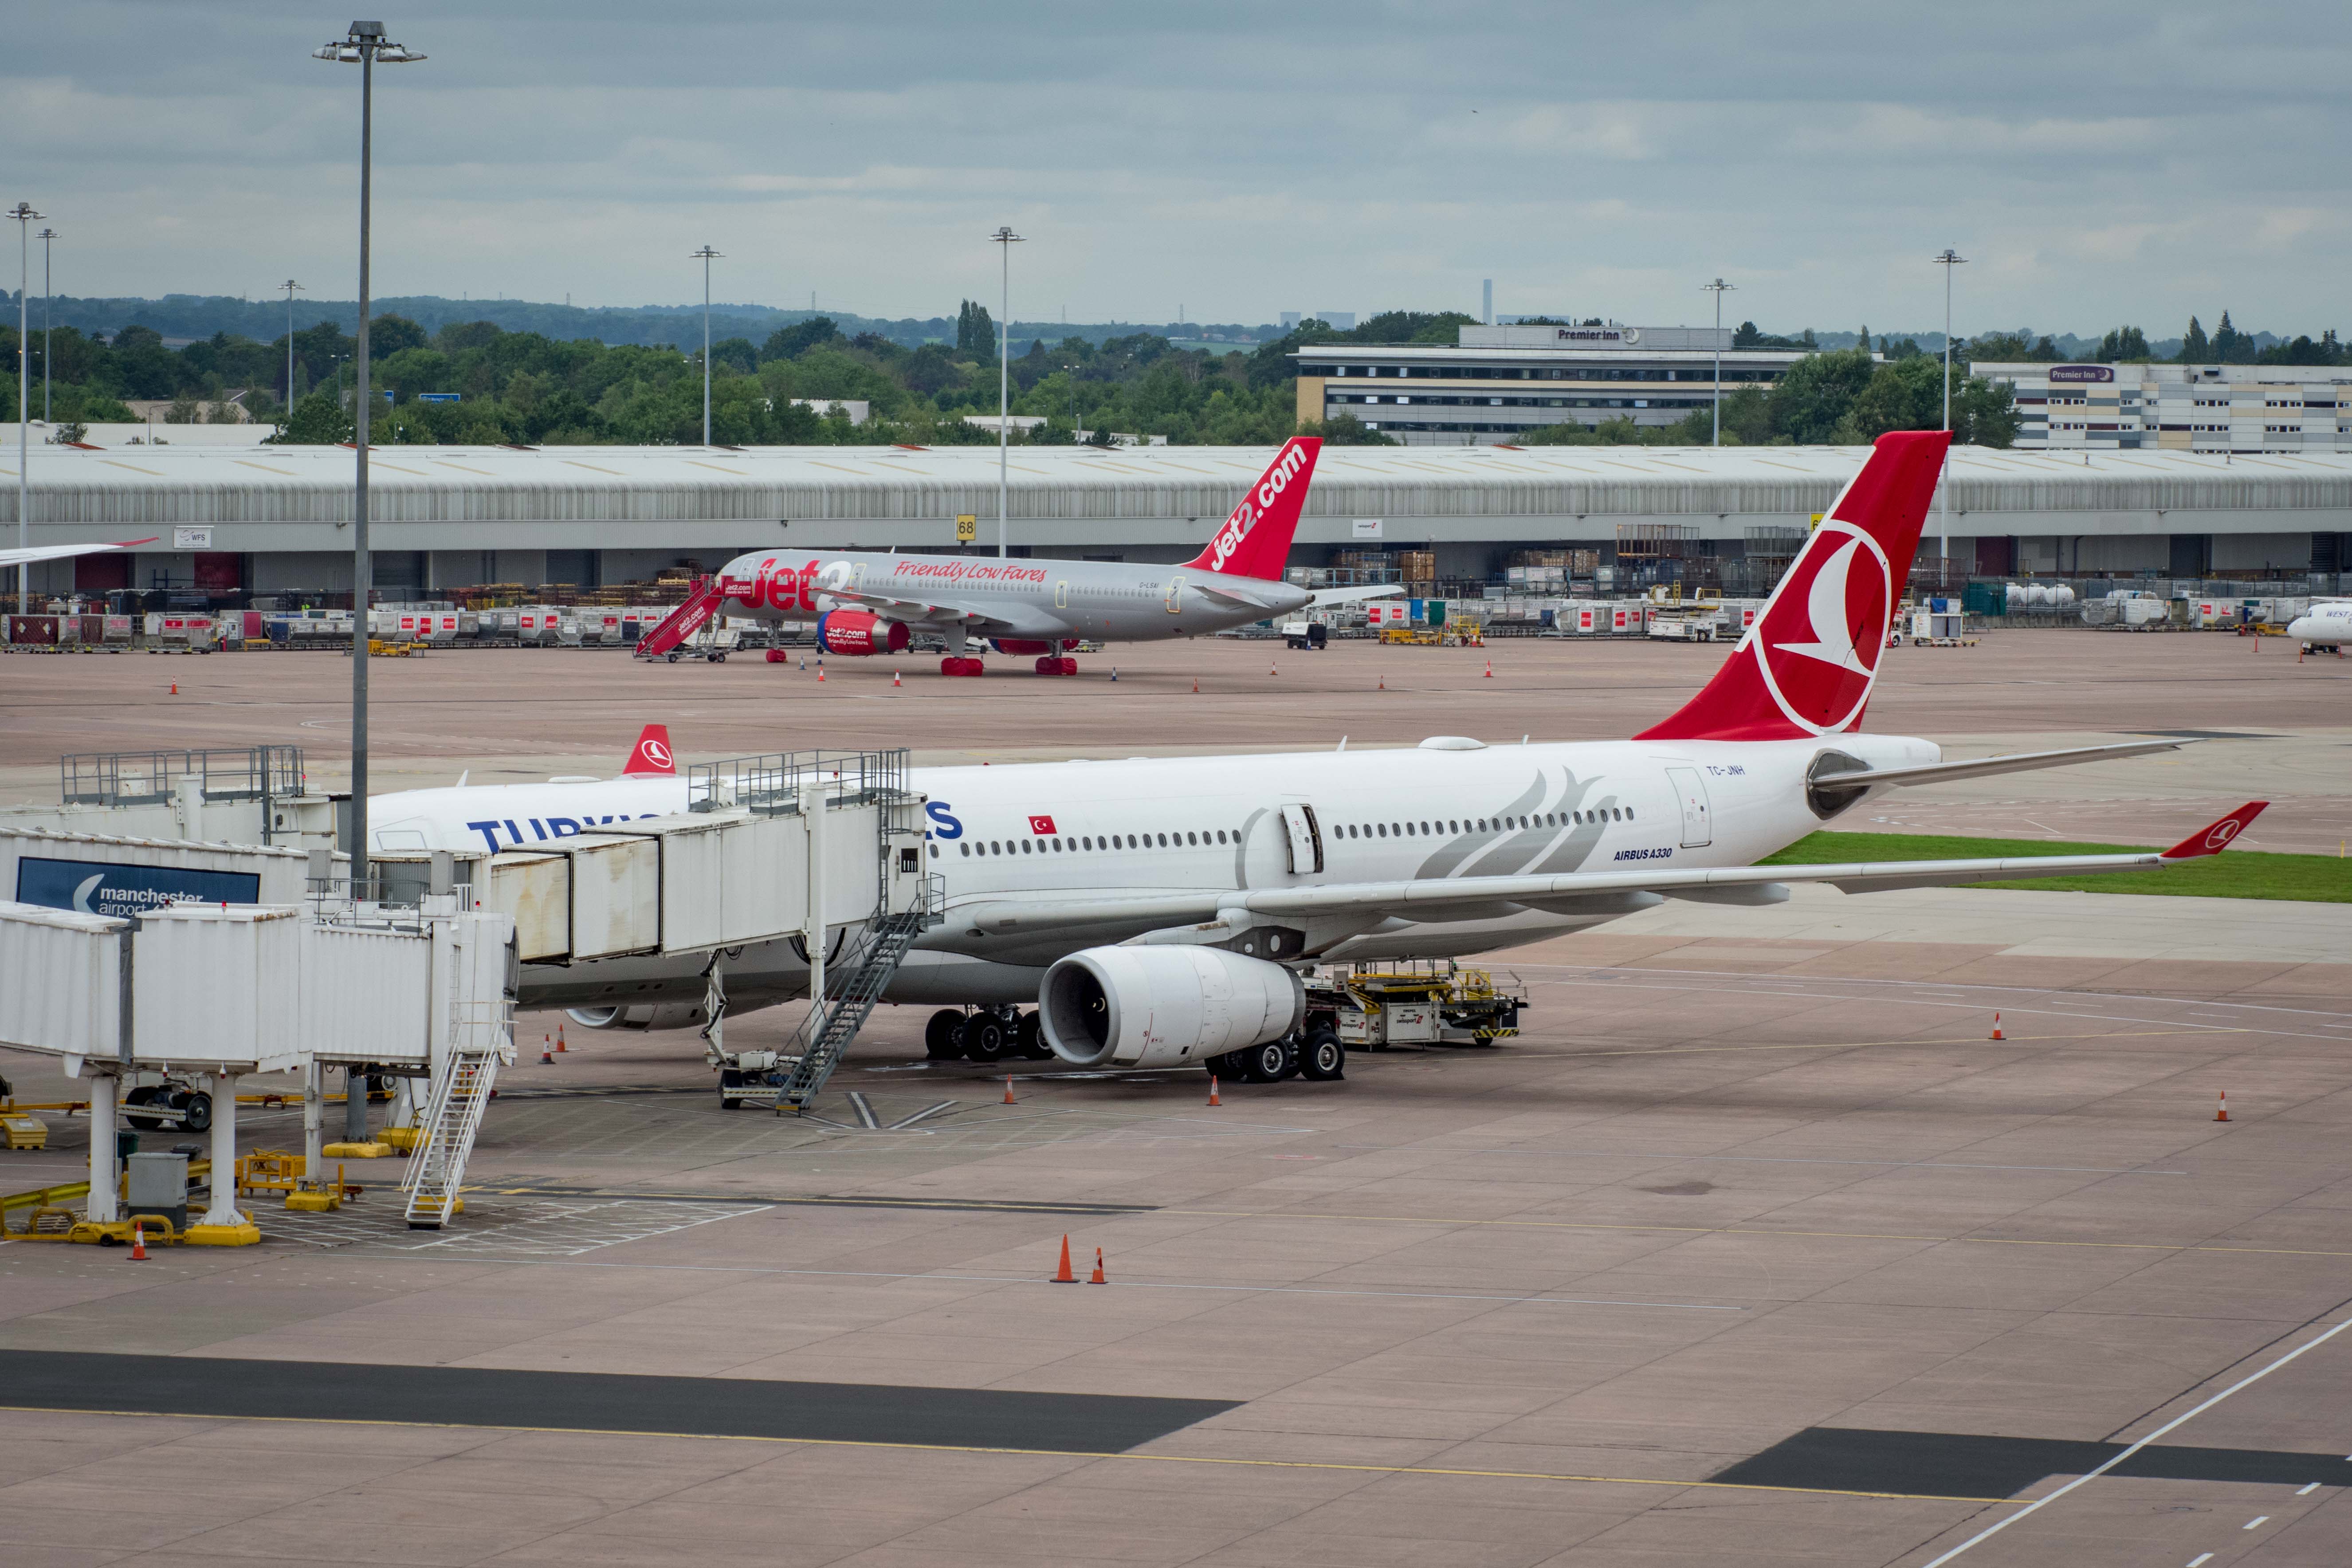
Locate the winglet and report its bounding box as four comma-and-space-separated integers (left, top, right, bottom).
621, 723, 676, 776
2158, 802, 2266, 860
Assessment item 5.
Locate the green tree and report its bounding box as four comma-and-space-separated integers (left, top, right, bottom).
1769, 348, 1877, 443
2211, 311, 2250, 363
2179, 315, 2210, 362
955, 300, 996, 359
271, 389, 352, 444
760, 317, 840, 362
2094, 325, 2150, 361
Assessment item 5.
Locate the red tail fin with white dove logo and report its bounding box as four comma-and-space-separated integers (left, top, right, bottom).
621, 724, 676, 776
1182, 436, 1323, 581
1635, 430, 1949, 742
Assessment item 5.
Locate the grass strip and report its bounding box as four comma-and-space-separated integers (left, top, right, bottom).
1757, 831, 2352, 904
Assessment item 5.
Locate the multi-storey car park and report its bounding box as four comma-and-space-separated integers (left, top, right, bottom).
4, 442, 2348, 604
1289, 323, 1827, 444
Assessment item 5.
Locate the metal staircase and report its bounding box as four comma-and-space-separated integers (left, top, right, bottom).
774, 890, 938, 1114
401, 1002, 512, 1229
635, 577, 727, 659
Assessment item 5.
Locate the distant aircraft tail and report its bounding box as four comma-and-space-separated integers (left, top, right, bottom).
1181, 436, 1323, 581
1635, 430, 1948, 742
621, 723, 676, 776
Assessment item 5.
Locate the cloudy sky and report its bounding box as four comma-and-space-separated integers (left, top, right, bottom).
8, 2, 2346, 336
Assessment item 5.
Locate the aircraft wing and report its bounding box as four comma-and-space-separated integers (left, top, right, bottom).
954, 802, 2267, 938
817, 586, 1067, 638
0, 536, 158, 570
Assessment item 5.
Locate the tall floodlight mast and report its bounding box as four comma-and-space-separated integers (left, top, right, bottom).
9, 201, 43, 613
313, 19, 425, 1148
1932, 248, 1967, 588
1702, 278, 1734, 447
990, 226, 1023, 557
693, 245, 722, 445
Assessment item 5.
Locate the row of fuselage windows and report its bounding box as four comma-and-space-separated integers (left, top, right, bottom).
952, 806, 1633, 860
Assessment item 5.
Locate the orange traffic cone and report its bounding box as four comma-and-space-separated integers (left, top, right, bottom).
541, 1048, 555, 1064
1989, 1013, 2005, 1040
556, 1025, 567, 1053
1192, 677, 1199, 693
1207, 1076, 1221, 1107
817, 666, 826, 681
892, 668, 902, 687
1269, 661, 1278, 676
129, 1221, 148, 1261
1484, 659, 1493, 678
1378, 674, 1386, 691
169, 681, 178, 695
1003, 1076, 1017, 1104
2215, 1091, 2230, 1123
1089, 1247, 1107, 1285
1052, 1233, 1076, 1283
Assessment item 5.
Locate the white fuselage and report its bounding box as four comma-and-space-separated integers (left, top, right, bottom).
2287, 602, 2352, 644
369, 732, 1937, 1014
712, 548, 1313, 647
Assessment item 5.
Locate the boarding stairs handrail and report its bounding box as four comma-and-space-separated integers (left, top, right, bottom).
635, 577, 727, 659
400, 1001, 512, 1229
774, 884, 941, 1114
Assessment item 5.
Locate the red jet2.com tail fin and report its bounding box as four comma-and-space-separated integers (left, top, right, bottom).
622, 723, 677, 776
1182, 436, 1323, 581
1635, 430, 1950, 743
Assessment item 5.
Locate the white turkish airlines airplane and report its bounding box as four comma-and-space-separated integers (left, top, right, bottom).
367, 430, 2266, 1084
706, 436, 1396, 676
368, 724, 685, 853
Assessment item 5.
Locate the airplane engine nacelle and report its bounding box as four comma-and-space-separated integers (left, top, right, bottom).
989, 638, 1078, 656
1038, 946, 1304, 1069
566, 1003, 707, 1032
817, 610, 910, 656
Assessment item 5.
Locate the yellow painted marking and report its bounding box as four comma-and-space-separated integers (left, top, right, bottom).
683, 461, 746, 474
368, 460, 424, 475
0, 1407, 1996, 1503
807, 461, 867, 476
233, 461, 295, 476
434, 462, 494, 476
565, 460, 623, 476
100, 460, 165, 476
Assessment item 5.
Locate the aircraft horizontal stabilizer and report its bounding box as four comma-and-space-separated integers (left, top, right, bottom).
1306, 584, 1409, 607
1811, 739, 2190, 795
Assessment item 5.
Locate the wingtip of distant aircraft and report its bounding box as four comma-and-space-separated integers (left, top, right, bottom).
2158, 802, 2268, 861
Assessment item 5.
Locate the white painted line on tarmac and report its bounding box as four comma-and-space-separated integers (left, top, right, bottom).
2299, 1482, 2320, 1495
1919, 1315, 2352, 1566
2188, 1554, 2212, 1566
2244, 1515, 2269, 1529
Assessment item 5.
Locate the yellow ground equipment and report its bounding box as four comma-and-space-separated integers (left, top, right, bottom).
1303, 959, 1525, 1048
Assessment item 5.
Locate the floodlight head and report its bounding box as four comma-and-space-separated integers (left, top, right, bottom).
7, 203, 42, 224
990, 226, 1024, 244
316, 22, 423, 63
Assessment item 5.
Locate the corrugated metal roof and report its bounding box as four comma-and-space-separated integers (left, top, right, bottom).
6, 442, 2352, 527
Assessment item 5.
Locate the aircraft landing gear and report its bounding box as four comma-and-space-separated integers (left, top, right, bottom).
941, 656, 985, 677
925, 1009, 966, 1061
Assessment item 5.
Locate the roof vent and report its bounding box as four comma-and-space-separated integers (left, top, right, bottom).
1418, 736, 1487, 751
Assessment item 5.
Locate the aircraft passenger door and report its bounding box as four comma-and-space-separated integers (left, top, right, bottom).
1665, 767, 1712, 849
1165, 575, 1186, 614
1054, 579, 1069, 610
1279, 803, 1325, 875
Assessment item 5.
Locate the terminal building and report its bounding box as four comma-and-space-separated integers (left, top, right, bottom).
1974, 361, 2352, 457
6, 442, 2347, 604
1291, 324, 1823, 445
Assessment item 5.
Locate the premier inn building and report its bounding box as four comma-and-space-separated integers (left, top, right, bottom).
1291, 324, 1824, 446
